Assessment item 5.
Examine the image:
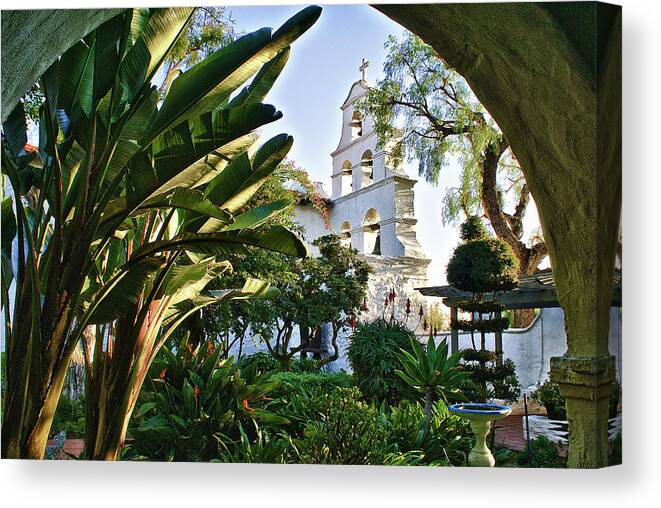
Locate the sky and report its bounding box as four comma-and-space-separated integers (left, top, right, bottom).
20, 3, 542, 285
228, 4, 542, 284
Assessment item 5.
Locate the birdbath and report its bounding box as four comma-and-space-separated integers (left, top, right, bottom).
449, 402, 512, 467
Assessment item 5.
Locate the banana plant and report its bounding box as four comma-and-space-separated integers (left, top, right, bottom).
81, 136, 306, 460
395, 338, 470, 433
1, 5, 321, 459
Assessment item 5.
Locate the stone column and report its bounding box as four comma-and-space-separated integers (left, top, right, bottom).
550, 355, 615, 468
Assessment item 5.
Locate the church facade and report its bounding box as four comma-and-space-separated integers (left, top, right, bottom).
291, 77, 432, 368
233, 75, 434, 369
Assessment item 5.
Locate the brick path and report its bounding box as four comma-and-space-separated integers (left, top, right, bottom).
492, 406, 568, 457
493, 414, 526, 452
46, 438, 84, 459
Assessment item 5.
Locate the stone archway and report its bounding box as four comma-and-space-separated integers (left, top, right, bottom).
361, 149, 374, 187
375, 2, 621, 468
1, 9, 125, 121
340, 220, 352, 249
341, 160, 353, 195
363, 208, 381, 255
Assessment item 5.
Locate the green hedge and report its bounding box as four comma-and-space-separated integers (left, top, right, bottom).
269, 371, 354, 398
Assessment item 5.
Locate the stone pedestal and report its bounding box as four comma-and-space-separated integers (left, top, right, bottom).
449, 403, 511, 467
550, 355, 616, 468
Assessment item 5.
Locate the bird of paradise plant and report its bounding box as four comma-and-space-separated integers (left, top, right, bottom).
1, 5, 321, 459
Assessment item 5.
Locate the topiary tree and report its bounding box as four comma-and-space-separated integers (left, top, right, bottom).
447, 216, 521, 402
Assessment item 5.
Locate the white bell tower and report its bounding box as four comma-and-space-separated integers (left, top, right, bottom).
328, 62, 429, 266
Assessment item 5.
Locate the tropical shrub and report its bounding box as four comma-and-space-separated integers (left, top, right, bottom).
237, 351, 281, 372
347, 318, 417, 404
516, 436, 565, 468
382, 400, 472, 466
237, 352, 322, 374
395, 337, 470, 432
268, 371, 353, 400
531, 378, 621, 420
296, 387, 389, 465
215, 423, 298, 464
530, 379, 567, 420
50, 395, 86, 439
126, 338, 288, 462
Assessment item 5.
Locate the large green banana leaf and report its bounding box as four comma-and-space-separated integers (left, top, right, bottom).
129, 225, 308, 264
144, 6, 321, 143
202, 133, 293, 214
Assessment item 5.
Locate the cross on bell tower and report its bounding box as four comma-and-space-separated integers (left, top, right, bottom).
359, 58, 369, 81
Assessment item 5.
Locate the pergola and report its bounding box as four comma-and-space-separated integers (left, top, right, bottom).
416, 270, 622, 356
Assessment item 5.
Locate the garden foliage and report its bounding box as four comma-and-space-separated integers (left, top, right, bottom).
347, 318, 417, 404
1, 5, 321, 459
127, 337, 287, 461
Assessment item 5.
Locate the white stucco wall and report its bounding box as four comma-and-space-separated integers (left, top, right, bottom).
433, 306, 623, 393
292, 204, 331, 257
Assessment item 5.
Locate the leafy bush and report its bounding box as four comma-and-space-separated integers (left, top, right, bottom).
274, 384, 472, 467
460, 215, 489, 242
237, 352, 280, 373
446, 237, 518, 294
237, 351, 322, 374
531, 379, 566, 420
50, 395, 85, 438
127, 340, 287, 462
382, 400, 472, 466
517, 436, 564, 468
347, 318, 417, 404
458, 355, 521, 403
296, 387, 389, 464
268, 371, 353, 400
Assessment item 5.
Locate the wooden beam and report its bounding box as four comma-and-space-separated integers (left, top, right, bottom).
495, 310, 503, 366
450, 306, 459, 354
441, 287, 621, 310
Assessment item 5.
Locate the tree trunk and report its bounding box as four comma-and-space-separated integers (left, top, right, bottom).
511, 309, 536, 328
480, 139, 548, 328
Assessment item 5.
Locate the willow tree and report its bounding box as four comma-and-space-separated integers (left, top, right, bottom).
360, 34, 546, 327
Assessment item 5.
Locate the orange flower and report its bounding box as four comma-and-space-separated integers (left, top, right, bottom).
194, 385, 200, 399
159, 369, 166, 379
242, 398, 255, 412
